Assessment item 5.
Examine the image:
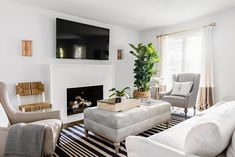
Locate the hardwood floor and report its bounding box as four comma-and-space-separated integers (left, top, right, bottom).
63, 120, 84, 128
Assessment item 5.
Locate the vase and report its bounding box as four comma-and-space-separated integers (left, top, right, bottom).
115, 96, 127, 103
133, 90, 150, 99
116, 96, 127, 102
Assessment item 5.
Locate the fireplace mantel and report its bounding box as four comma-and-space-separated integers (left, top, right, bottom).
50, 64, 114, 123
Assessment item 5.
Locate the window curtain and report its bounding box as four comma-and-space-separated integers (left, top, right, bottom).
198, 26, 215, 110
158, 36, 167, 82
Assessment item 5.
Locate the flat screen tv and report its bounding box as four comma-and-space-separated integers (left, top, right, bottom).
56, 18, 110, 60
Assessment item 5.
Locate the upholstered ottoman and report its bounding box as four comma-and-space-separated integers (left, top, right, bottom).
84, 100, 171, 153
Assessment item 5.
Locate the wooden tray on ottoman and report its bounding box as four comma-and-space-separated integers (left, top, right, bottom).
97, 98, 140, 112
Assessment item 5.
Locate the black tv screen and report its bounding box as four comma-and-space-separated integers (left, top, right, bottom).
56, 18, 109, 60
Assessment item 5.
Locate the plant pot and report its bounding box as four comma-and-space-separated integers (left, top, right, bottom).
133, 90, 150, 99
115, 96, 127, 103
120, 96, 127, 102
118, 96, 127, 102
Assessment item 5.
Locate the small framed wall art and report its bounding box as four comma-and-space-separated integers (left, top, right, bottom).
22, 40, 32, 56
117, 49, 124, 60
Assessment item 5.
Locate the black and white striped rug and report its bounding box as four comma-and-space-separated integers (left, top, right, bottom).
55, 116, 183, 157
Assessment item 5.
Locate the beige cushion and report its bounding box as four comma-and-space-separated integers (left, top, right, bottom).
31, 119, 62, 155
185, 101, 235, 157
171, 81, 193, 96
227, 130, 235, 157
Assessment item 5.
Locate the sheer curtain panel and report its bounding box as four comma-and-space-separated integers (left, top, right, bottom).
198, 26, 215, 110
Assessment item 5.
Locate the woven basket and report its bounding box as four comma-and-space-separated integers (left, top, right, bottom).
133, 90, 150, 99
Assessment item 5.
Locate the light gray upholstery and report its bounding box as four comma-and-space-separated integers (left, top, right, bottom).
160, 95, 186, 107
84, 102, 170, 129
84, 100, 171, 153
85, 112, 170, 142
160, 73, 200, 118
0, 82, 62, 156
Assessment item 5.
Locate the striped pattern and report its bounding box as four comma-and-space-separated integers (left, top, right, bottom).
55, 117, 183, 157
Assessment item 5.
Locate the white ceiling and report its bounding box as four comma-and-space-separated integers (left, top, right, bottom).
10, 0, 235, 30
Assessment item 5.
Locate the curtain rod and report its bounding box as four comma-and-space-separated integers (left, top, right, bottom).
156, 22, 216, 38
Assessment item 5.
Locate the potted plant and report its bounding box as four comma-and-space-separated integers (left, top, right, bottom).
129, 43, 160, 99
109, 87, 130, 102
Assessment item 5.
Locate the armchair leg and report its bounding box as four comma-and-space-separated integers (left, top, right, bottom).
193, 106, 196, 116
184, 108, 188, 119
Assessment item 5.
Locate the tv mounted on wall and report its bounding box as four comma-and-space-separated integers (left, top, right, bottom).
56, 18, 110, 60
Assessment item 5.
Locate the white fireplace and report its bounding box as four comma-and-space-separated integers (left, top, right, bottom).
50, 64, 114, 123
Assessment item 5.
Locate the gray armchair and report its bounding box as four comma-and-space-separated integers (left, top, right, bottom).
159, 73, 200, 118
0, 82, 62, 156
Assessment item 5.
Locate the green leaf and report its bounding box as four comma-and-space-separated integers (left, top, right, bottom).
120, 87, 130, 93
109, 93, 116, 98
109, 88, 117, 92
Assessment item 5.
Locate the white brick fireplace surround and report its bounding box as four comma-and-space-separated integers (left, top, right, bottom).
50, 64, 114, 123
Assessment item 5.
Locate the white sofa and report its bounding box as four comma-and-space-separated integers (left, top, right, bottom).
126, 101, 235, 157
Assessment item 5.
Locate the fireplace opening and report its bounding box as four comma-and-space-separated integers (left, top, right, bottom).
67, 85, 103, 116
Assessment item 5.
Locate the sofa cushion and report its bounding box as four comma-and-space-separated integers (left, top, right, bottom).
161, 95, 185, 107
185, 101, 235, 157
227, 130, 235, 157
171, 81, 193, 96
149, 116, 200, 151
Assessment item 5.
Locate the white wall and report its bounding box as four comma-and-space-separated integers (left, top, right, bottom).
0, 0, 139, 109
140, 8, 235, 102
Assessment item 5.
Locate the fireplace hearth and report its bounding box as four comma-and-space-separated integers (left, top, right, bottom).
67, 85, 103, 116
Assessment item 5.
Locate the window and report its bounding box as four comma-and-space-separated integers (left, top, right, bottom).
165, 31, 202, 87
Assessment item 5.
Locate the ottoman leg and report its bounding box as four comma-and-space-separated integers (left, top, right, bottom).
114, 142, 120, 154
165, 121, 169, 128
84, 128, 89, 137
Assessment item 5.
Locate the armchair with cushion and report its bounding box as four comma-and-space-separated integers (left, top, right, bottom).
0, 82, 62, 156
159, 73, 200, 118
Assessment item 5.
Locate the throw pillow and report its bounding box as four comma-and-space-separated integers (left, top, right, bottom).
171, 81, 193, 96
185, 101, 235, 157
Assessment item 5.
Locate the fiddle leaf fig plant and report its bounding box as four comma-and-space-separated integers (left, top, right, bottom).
129, 43, 160, 92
